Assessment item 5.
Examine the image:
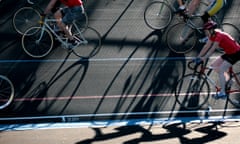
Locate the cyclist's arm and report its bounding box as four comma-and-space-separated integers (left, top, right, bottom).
198, 40, 213, 58
44, 0, 58, 15
199, 41, 219, 61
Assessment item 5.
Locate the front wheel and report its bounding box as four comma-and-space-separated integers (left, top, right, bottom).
72, 27, 101, 58
175, 73, 210, 110
0, 75, 14, 110
166, 22, 197, 53
22, 27, 54, 58
144, 1, 172, 30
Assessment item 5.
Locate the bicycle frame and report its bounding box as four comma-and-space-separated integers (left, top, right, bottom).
194, 64, 240, 94
39, 18, 88, 48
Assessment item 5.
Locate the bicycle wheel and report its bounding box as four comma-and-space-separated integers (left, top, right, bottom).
0, 75, 14, 110
22, 27, 54, 58
221, 23, 240, 43
72, 27, 101, 58
175, 73, 210, 109
166, 22, 197, 53
13, 6, 41, 35
227, 72, 240, 108
144, 1, 172, 30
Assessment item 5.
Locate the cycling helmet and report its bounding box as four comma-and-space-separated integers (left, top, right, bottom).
203, 21, 217, 30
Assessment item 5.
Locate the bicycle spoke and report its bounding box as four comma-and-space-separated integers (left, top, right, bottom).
13, 7, 41, 35
0, 76, 14, 110
166, 23, 197, 53
144, 1, 172, 30
22, 27, 53, 58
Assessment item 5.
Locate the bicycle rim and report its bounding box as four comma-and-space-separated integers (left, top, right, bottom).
227, 73, 240, 108
166, 23, 197, 53
144, 1, 172, 30
13, 7, 41, 35
72, 27, 101, 58
221, 23, 240, 43
0, 75, 14, 110
22, 27, 53, 58
175, 74, 210, 110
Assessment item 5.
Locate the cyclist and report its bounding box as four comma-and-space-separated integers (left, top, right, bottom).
42, 0, 85, 47
177, 0, 226, 23
193, 21, 240, 99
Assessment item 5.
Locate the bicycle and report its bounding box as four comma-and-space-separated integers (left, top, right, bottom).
144, 0, 208, 30
174, 61, 240, 110
13, 0, 88, 35
21, 15, 101, 58
166, 18, 240, 53
0, 75, 14, 110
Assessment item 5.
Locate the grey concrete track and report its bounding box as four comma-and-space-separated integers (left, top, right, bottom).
0, 0, 240, 124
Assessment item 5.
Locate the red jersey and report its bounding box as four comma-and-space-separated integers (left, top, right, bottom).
210, 29, 240, 54
60, 0, 83, 7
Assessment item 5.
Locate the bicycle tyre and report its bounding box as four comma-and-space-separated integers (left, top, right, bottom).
13, 6, 41, 35
144, 1, 172, 30
22, 27, 54, 58
166, 22, 197, 54
221, 23, 240, 43
0, 75, 14, 110
175, 73, 210, 110
72, 27, 101, 58
227, 72, 240, 108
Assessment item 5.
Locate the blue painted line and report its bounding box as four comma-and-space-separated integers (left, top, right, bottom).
0, 57, 218, 63
0, 116, 240, 131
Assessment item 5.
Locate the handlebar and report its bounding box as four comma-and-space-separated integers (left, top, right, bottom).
188, 60, 204, 71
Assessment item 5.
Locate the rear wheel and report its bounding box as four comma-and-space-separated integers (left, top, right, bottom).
227, 72, 240, 108
72, 27, 101, 58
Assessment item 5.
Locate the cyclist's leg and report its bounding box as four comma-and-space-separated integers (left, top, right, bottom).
186, 0, 201, 15
61, 7, 84, 41
211, 55, 234, 94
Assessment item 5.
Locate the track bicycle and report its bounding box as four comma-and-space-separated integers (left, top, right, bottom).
144, 0, 208, 30
0, 75, 14, 110
166, 17, 240, 54
13, 0, 88, 35
21, 15, 101, 58
174, 61, 240, 110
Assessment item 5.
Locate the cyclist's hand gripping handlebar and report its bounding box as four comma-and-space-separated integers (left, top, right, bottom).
188, 58, 204, 71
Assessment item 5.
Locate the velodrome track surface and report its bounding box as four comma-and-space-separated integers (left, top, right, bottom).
0, 0, 240, 127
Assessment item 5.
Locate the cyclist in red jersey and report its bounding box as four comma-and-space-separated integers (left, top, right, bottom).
194, 21, 240, 99
43, 0, 84, 47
